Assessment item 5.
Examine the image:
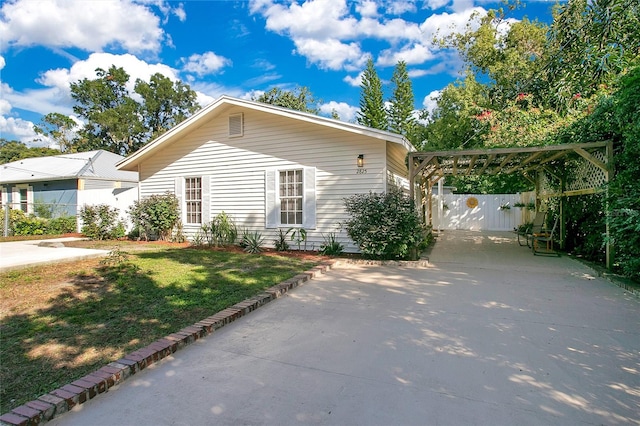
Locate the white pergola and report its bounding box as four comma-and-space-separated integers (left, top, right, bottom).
408, 141, 614, 267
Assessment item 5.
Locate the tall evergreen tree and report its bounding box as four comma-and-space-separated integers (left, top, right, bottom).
388, 60, 416, 143
357, 58, 387, 130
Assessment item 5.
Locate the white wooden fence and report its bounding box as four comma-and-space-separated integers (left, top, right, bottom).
431, 194, 534, 231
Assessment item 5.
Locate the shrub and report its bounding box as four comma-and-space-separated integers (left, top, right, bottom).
12, 212, 48, 236
46, 216, 77, 234
198, 212, 238, 247
273, 228, 290, 251
319, 232, 343, 256
80, 204, 125, 240
128, 193, 180, 241
241, 230, 264, 254
343, 187, 423, 260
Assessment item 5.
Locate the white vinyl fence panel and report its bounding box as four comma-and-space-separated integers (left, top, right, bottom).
432, 194, 523, 231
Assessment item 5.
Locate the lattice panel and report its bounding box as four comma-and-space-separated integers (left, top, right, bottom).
566, 150, 607, 192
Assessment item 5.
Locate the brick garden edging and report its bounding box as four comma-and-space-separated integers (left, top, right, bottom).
0, 260, 339, 426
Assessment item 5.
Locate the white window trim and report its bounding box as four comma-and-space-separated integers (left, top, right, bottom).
265, 167, 316, 229
175, 176, 210, 226
12, 184, 33, 214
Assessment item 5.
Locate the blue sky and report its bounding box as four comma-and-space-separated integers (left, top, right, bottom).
0, 0, 557, 147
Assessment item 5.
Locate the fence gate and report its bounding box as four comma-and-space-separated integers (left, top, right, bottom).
431, 194, 527, 231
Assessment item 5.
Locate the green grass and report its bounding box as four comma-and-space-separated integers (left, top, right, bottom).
0, 247, 320, 413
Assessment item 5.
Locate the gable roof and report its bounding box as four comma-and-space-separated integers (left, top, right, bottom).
117, 95, 413, 171
1, 150, 138, 184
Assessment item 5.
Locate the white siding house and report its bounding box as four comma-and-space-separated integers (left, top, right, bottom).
117, 96, 413, 252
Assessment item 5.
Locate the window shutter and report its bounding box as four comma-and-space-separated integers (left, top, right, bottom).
302, 167, 316, 229
202, 175, 211, 224
265, 169, 277, 228
175, 177, 185, 224
229, 113, 244, 137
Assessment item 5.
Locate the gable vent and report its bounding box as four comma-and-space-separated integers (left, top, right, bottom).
229, 113, 244, 137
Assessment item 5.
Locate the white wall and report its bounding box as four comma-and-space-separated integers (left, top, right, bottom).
432, 194, 524, 231
77, 182, 138, 232
138, 106, 407, 252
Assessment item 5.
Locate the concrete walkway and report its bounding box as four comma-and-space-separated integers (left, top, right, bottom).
49, 231, 640, 425
0, 237, 109, 272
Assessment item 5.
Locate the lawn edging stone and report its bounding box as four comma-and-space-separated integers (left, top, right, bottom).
0, 259, 338, 426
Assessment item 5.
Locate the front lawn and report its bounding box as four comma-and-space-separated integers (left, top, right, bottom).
0, 245, 323, 413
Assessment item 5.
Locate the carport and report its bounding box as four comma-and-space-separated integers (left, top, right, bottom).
408, 141, 614, 267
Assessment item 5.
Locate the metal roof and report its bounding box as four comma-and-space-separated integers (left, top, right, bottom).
1, 150, 139, 184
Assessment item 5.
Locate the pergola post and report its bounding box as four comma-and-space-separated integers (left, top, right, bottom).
605, 141, 614, 270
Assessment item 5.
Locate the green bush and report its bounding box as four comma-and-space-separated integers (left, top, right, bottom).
10, 210, 48, 235
46, 216, 77, 234
128, 193, 180, 241
80, 204, 125, 240
319, 232, 344, 256
343, 187, 423, 260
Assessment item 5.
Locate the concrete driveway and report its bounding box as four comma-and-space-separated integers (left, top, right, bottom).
49, 231, 639, 425
0, 237, 109, 272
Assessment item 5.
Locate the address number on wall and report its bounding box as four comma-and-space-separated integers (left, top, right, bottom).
356, 169, 368, 174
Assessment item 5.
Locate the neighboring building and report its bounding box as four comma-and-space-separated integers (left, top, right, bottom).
117, 95, 413, 252
1, 150, 139, 231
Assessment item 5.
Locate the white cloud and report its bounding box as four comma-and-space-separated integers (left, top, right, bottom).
422, 89, 441, 118
0, 55, 5, 70
182, 52, 232, 76
383, 0, 416, 15
293, 38, 367, 71
423, 0, 450, 10
419, 7, 485, 41
343, 71, 364, 87
319, 101, 358, 122
255, 0, 358, 40
377, 43, 434, 66
38, 52, 180, 100
0, 0, 169, 53
0, 114, 38, 144
356, 1, 379, 17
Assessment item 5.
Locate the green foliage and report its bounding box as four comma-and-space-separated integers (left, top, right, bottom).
198, 212, 238, 247
564, 194, 606, 263
0, 139, 60, 164
80, 204, 125, 240
128, 193, 180, 241
253, 87, 319, 114
273, 228, 290, 251
343, 187, 423, 260
33, 113, 78, 152
357, 58, 387, 130
1, 208, 76, 236
241, 230, 264, 254
319, 233, 344, 256
288, 227, 307, 251
46, 216, 77, 235
389, 60, 416, 143
70, 65, 198, 155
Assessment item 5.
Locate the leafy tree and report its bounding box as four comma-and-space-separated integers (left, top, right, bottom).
420, 73, 488, 150
252, 87, 319, 114
69, 66, 198, 155
357, 58, 387, 130
546, 0, 640, 110
388, 60, 417, 144
71, 66, 146, 155
0, 139, 60, 164
135, 74, 198, 139
33, 112, 78, 152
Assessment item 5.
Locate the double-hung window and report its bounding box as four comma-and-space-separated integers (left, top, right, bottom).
265, 167, 315, 229
279, 170, 303, 225
184, 177, 202, 224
